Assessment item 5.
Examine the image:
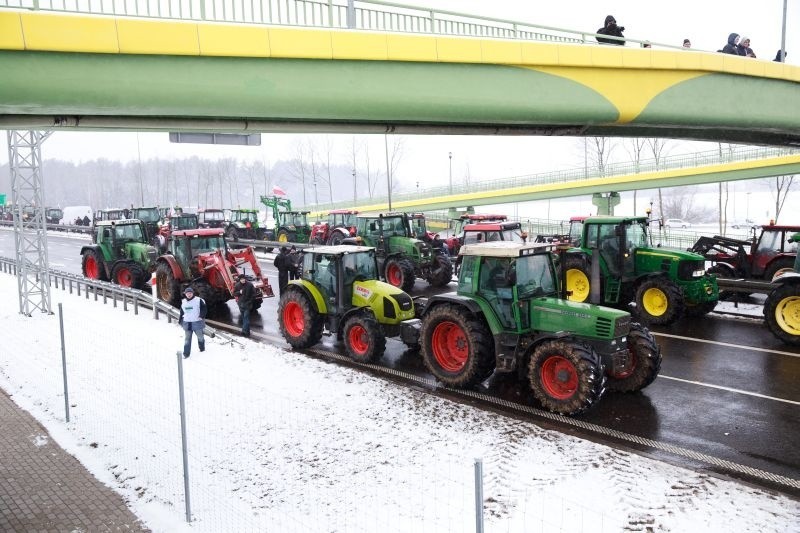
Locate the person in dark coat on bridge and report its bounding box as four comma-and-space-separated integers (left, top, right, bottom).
596, 15, 625, 46
774, 50, 788, 62
722, 33, 745, 55
82, 215, 91, 226
737, 36, 756, 58
273, 246, 291, 296
233, 273, 256, 337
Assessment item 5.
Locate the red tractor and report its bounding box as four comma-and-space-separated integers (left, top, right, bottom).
310, 209, 359, 245
443, 213, 510, 256
155, 228, 274, 309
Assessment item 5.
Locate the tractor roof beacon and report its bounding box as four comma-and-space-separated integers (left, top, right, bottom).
417, 241, 662, 416
277, 245, 420, 363
563, 216, 718, 325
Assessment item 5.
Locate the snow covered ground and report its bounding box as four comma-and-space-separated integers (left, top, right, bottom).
0, 275, 798, 532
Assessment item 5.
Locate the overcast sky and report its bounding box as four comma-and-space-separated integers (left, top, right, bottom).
1, 0, 795, 192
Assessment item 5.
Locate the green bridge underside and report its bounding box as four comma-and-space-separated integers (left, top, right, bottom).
1, 51, 800, 146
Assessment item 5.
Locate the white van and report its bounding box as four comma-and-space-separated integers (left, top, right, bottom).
60, 206, 93, 225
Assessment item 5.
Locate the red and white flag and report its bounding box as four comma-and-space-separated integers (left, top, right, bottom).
272, 185, 287, 196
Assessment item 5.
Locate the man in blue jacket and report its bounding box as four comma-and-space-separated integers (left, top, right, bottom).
179, 286, 207, 358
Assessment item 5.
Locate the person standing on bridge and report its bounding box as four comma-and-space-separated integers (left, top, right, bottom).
738, 37, 756, 58
774, 50, 788, 62
274, 246, 291, 296
722, 33, 744, 55
596, 15, 625, 46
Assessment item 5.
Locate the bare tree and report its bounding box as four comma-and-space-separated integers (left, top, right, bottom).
661, 186, 714, 221
646, 138, 670, 221
349, 136, 360, 204
625, 138, 647, 215
363, 141, 378, 199
717, 143, 736, 234
766, 174, 795, 223
289, 140, 309, 205
320, 136, 336, 203
587, 137, 615, 177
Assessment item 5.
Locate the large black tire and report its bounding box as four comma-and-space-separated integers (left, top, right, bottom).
764, 282, 800, 345
343, 313, 386, 363
310, 236, 324, 245
111, 261, 145, 289
384, 257, 416, 293
81, 249, 108, 281
427, 254, 453, 287
420, 304, 495, 388
563, 254, 592, 303
226, 226, 239, 242
707, 263, 740, 300
527, 339, 605, 415
327, 230, 347, 246
192, 279, 227, 309
155, 262, 182, 307
607, 323, 662, 393
277, 288, 324, 349
634, 277, 685, 325
764, 257, 796, 282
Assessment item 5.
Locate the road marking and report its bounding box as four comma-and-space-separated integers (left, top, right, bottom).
659, 375, 800, 405
653, 331, 800, 358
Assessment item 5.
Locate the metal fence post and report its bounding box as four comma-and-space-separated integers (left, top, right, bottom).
474, 458, 484, 533
176, 351, 192, 523
58, 303, 70, 423
151, 272, 158, 320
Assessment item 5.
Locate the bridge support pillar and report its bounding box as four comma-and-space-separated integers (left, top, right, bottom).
592, 192, 621, 216
8, 130, 53, 316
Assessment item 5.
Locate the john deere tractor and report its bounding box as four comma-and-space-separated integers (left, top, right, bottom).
277, 245, 419, 362
563, 216, 718, 325
260, 195, 311, 244
225, 208, 265, 241
417, 241, 661, 416
80, 219, 158, 288
346, 213, 452, 292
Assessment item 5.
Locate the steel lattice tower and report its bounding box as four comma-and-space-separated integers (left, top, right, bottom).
8, 130, 53, 316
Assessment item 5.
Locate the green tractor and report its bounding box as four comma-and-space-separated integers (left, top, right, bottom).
277, 245, 419, 362
417, 241, 661, 416
130, 206, 162, 244
80, 219, 158, 288
260, 195, 311, 244
563, 216, 718, 325
347, 213, 453, 292
225, 208, 266, 241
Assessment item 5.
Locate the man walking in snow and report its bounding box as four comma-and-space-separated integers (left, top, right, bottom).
179, 286, 207, 358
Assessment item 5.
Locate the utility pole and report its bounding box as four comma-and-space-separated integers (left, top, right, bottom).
448, 152, 453, 194
385, 133, 392, 210
780, 0, 788, 62
352, 168, 357, 205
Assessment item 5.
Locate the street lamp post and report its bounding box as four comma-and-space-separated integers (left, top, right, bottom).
448, 152, 453, 194
746, 192, 751, 220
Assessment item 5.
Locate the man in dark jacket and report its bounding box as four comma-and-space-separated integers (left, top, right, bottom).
273, 246, 291, 296
722, 33, 744, 55
233, 273, 256, 337
596, 15, 625, 46
288, 245, 303, 281
737, 36, 755, 58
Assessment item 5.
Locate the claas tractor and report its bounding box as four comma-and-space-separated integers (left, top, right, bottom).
277, 245, 419, 362
563, 216, 718, 325
346, 213, 453, 292
155, 228, 274, 309
417, 241, 661, 416
260, 195, 311, 244
80, 219, 158, 289
310, 209, 359, 245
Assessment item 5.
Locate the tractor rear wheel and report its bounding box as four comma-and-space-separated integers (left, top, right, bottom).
563, 254, 592, 303
528, 340, 605, 415
81, 249, 108, 281
420, 304, 495, 387
328, 231, 347, 246
384, 257, 416, 293
155, 262, 182, 307
343, 314, 386, 363
427, 254, 453, 287
278, 289, 324, 349
764, 283, 800, 345
607, 323, 662, 392
112, 261, 145, 289
634, 277, 684, 325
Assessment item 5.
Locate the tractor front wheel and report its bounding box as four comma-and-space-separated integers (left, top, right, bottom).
384, 257, 416, 293
277, 229, 296, 244
634, 278, 684, 325
528, 340, 605, 415
765, 257, 796, 282
607, 323, 662, 393
155, 262, 182, 307
81, 249, 108, 281
278, 289, 324, 349
427, 254, 454, 287
764, 283, 800, 345
343, 314, 386, 363
112, 261, 145, 289
420, 304, 494, 387
563, 254, 592, 303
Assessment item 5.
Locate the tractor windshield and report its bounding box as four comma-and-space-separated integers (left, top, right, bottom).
286, 212, 308, 226
516, 254, 557, 298
172, 216, 198, 230
234, 211, 258, 223
202, 211, 225, 221
626, 222, 648, 249
47, 208, 63, 219
343, 251, 378, 283
134, 208, 160, 223
189, 235, 226, 255
409, 217, 427, 239
500, 229, 526, 243
113, 223, 145, 242
333, 212, 356, 227
382, 216, 407, 237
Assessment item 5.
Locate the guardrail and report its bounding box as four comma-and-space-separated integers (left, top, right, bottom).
0, 219, 92, 234
0, 256, 237, 342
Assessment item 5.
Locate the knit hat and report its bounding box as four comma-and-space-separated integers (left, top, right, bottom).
184, 286, 194, 294
741, 36, 750, 43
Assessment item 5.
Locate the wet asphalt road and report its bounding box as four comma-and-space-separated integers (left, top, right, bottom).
3, 230, 798, 496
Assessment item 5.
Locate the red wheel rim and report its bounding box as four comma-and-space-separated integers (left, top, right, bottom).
610, 349, 638, 379
85, 256, 100, 279
283, 301, 305, 337
540, 355, 578, 400
348, 324, 369, 355
386, 263, 402, 287
431, 321, 468, 372
116, 267, 133, 287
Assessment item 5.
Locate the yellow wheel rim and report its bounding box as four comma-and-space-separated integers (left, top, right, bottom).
566, 269, 590, 302
278, 233, 288, 242
642, 287, 668, 316
775, 296, 800, 335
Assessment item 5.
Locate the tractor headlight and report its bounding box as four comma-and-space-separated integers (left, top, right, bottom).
692, 269, 705, 277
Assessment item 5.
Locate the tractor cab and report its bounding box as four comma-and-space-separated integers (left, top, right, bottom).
301, 245, 380, 313
131, 206, 161, 242
45, 207, 63, 224
580, 217, 649, 278
169, 229, 227, 277
198, 208, 226, 228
